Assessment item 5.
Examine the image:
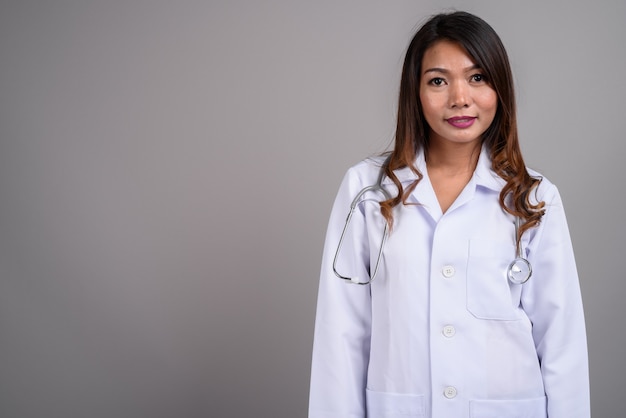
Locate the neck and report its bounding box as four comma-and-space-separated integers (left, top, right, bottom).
425, 140, 482, 176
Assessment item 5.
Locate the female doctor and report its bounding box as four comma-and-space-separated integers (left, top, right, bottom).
309, 11, 589, 418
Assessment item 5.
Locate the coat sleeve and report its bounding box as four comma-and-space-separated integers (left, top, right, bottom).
521, 183, 590, 418
308, 167, 372, 418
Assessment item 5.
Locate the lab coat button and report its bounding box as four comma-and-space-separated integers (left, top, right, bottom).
442, 325, 456, 338
444, 386, 457, 399
442, 265, 455, 278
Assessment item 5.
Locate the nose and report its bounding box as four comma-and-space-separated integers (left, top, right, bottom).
449, 81, 471, 108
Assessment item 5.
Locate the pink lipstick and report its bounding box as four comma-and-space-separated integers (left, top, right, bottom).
446, 116, 476, 128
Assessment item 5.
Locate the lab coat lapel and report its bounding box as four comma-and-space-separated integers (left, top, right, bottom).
410, 168, 442, 221
382, 151, 442, 222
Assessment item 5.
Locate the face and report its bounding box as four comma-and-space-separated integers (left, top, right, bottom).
419, 40, 498, 147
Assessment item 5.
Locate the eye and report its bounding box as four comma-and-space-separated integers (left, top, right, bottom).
471, 74, 486, 83
428, 77, 445, 86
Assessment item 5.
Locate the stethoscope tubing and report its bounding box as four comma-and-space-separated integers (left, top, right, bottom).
333, 160, 392, 285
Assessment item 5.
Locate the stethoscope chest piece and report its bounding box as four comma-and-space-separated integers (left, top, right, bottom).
507, 257, 532, 284
507, 217, 532, 284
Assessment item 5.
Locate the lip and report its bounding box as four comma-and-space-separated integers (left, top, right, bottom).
446, 116, 476, 128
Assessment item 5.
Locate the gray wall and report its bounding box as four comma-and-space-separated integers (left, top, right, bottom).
1, 1, 623, 417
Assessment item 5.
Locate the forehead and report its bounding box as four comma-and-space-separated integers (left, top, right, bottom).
421, 40, 477, 71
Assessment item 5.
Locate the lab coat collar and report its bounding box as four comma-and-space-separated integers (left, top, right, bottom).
471, 146, 507, 192
381, 145, 506, 193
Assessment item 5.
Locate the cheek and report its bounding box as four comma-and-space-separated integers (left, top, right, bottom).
419, 94, 439, 122
479, 90, 498, 114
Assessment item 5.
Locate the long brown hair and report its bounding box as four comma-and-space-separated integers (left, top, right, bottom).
380, 11, 544, 245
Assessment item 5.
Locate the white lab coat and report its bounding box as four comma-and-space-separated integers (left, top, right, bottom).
309, 148, 589, 418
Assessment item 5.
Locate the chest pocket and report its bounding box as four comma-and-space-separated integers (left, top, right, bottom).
466, 239, 521, 321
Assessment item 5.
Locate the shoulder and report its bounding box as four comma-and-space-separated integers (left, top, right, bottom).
343, 156, 388, 186
526, 167, 561, 205
328, 156, 390, 208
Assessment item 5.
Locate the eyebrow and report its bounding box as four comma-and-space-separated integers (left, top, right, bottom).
422, 64, 481, 75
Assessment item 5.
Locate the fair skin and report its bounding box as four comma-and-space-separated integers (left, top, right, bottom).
419, 40, 498, 213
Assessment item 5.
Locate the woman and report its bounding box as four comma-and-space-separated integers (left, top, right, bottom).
309, 11, 589, 418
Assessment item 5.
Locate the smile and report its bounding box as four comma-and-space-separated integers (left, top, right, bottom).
446, 116, 476, 128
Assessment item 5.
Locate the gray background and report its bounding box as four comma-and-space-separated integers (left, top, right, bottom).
0, 1, 623, 417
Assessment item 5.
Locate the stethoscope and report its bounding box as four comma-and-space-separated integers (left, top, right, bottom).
332, 162, 532, 285
507, 216, 532, 284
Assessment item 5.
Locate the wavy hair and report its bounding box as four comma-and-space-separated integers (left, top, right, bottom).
380, 11, 544, 246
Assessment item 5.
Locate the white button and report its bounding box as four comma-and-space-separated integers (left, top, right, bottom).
442, 265, 456, 278
444, 386, 457, 399
442, 325, 456, 338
